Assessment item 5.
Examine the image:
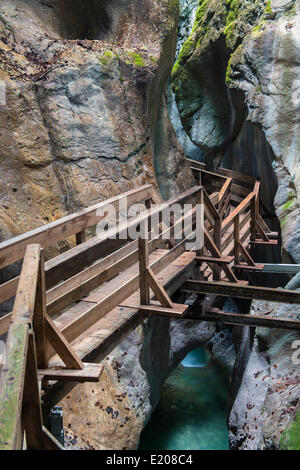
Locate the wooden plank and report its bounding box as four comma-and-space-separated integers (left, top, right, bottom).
186, 159, 206, 171
11, 244, 40, 325
0, 277, 18, 305
45, 185, 201, 288
0, 185, 153, 269
0, 207, 197, 335
44, 314, 83, 370
119, 303, 188, 318
222, 192, 255, 232
250, 239, 278, 246
42, 251, 196, 413
33, 253, 48, 369
183, 280, 300, 304
204, 229, 238, 283
202, 308, 300, 331
22, 331, 45, 450
38, 363, 103, 383
0, 323, 28, 450
196, 256, 233, 264
233, 264, 264, 271
147, 267, 173, 308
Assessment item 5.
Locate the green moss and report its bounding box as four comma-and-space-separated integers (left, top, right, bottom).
282, 199, 295, 212
125, 52, 146, 68
265, 0, 272, 15
280, 410, 300, 450
99, 50, 115, 66
225, 54, 234, 85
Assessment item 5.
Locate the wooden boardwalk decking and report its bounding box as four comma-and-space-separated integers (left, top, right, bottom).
0, 159, 299, 449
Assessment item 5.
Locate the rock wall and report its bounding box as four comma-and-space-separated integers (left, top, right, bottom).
171, 0, 300, 450
0, 0, 193, 255
0, 0, 214, 451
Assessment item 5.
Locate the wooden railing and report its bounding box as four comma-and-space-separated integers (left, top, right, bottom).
0, 245, 63, 450
0, 185, 156, 308
0, 169, 281, 449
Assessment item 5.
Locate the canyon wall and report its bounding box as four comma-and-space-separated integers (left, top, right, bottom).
172, 0, 300, 450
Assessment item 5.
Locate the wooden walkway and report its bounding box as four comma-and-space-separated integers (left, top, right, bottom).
0, 159, 299, 449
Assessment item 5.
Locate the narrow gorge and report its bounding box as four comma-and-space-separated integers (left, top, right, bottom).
0, 0, 299, 452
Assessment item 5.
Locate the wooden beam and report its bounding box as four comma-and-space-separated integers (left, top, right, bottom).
33, 252, 48, 370
233, 263, 264, 271
201, 308, 300, 331
196, 256, 233, 265
182, 280, 300, 304
147, 267, 174, 308
138, 236, 150, 305
38, 363, 104, 383
44, 314, 83, 370
0, 323, 28, 450
11, 244, 40, 325
22, 331, 47, 450
119, 303, 188, 318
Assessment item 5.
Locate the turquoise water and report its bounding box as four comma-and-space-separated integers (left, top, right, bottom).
139, 348, 229, 450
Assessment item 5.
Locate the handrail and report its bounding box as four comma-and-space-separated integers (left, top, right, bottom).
0, 185, 154, 270
0, 245, 40, 450
0, 185, 201, 307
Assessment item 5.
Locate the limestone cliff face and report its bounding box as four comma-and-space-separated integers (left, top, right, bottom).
172, 0, 300, 450
0, 0, 193, 252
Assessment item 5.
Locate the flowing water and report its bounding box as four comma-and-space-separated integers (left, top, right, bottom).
139, 348, 229, 450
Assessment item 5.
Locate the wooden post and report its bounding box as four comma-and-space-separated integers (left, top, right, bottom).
33, 251, 48, 370
138, 233, 150, 305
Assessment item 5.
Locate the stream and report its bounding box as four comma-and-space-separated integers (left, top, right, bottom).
138, 348, 230, 450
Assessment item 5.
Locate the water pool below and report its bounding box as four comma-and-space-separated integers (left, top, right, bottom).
138, 348, 229, 450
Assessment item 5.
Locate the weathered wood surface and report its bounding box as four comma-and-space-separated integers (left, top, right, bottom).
38, 363, 104, 383
0, 323, 28, 449
0, 185, 153, 270
183, 280, 300, 304
43, 250, 196, 412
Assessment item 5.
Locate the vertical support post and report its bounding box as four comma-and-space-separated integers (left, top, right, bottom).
234, 214, 240, 265
33, 250, 48, 371
22, 331, 44, 450
138, 228, 150, 305
250, 196, 256, 241
196, 188, 204, 258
